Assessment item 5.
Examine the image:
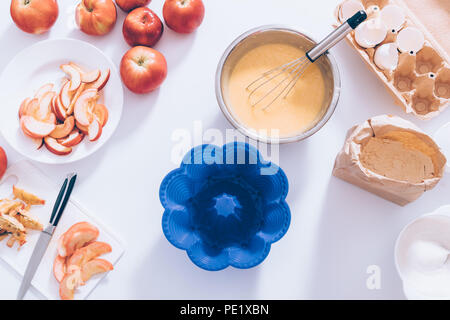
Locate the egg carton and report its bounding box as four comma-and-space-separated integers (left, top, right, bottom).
334, 0, 450, 119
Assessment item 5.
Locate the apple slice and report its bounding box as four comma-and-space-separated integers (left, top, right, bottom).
80, 259, 113, 284
88, 119, 102, 142
18, 97, 31, 118
82, 69, 101, 83
58, 129, 84, 147
53, 255, 67, 283
67, 241, 112, 274
32, 138, 44, 150
59, 273, 79, 300
50, 116, 75, 139
54, 96, 67, 122
88, 69, 110, 91
59, 80, 72, 108
75, 120, 89, 135
34, 83, 54, 101
66, 83, 87, 116
57, 222, 99, 258
36, 91, 55, 120
74, 89, 98, 126
20, 116, 56, 138
60, 64, 82, 91
44, 137, 72, 156
93, 104, 109, 127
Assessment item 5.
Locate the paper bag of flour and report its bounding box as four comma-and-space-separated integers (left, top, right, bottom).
333, 115, 446, 206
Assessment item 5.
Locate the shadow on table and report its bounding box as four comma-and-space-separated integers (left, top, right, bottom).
135, 238, 259, 299
305, 176, 407, 300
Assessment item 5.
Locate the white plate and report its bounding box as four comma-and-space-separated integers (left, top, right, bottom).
0, 38, 123, 164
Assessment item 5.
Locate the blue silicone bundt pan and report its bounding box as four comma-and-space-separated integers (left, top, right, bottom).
160, 142, 290, 271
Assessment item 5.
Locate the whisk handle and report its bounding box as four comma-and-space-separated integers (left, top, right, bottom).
306, 10, 367, 62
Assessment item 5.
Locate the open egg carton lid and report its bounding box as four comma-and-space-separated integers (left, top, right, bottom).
333, 0, 450, 120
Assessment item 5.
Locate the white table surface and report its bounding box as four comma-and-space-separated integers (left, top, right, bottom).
0, 0, 448, 300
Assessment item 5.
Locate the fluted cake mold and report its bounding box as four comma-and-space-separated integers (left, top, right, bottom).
159, 142, 290, 271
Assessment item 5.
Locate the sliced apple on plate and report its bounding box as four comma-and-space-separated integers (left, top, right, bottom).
32, 138, 44, 150
93, 104, 108, 127
20, 116, 56, 138
88, 119, 102, 142
54, 96, 67, 122
67, 241, 112, 274
36, 91, 55, 120
60, 64, 81, 91
34, 83, 54, 101
58, 129, 84, 147
50, 116, 75, 139
88, 69, 110, 91
44, 137, 72, 156
74, 89, 98, 126
66, 83, 87, 116
59, 272, 79, 300
59, 80, 72, 108
18, 97, 32, 118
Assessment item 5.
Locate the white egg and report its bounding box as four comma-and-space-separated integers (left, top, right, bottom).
355, 19, 388, 48
380, 4, 405, 32
397, 27, 425, 53
374, 43, 399, 70
339, 0, 364, 22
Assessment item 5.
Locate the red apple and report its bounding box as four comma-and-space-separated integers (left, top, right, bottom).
120, 46, 167, 94
10, 0, 59, 34
75, 0, 117, 36
163, 0, 204, 34
116, 0, 151, 12
123, 7, 163, 47
0, 147, 7, 180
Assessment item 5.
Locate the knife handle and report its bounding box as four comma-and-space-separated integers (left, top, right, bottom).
50, 173, 77, 227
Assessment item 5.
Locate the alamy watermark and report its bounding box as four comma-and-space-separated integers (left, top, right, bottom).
170, 121, 281, 175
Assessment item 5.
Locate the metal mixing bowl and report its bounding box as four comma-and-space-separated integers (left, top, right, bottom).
215, 25, 341, 144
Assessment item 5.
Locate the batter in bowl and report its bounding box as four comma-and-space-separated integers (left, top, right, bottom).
226, 43, 327, 138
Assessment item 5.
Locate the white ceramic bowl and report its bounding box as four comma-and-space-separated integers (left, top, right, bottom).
394, 205, 450, 300
0, 38, 123, 164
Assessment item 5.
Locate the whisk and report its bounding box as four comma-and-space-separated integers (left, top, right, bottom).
247, 10, 367, 110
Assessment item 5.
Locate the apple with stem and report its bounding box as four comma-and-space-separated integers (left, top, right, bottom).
123, 7, 163, 47
120, 46, 167, 94
163, 0, 204, 34
10, 0, 59, 34
75, 0, 117, 36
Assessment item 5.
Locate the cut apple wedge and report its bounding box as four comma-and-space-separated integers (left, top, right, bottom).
82, 69, 101, 83
67, 241, 112, 274
20, 116, 56, 139
34, 83, 54, 101
75, 120, 89, 135
57, 222, 99, 258
60, 64, 82, 91
50, 116, 75, 139
18, 97, 31, 118
32, 138, 44, 150
58, 129, 84, 147
36, 91, 55, 120
93, 104, 109, 127
80, 259, 113, 284
53, 255, 67, 283
59, 80, 72, 108
88, 69, 110, 91
54, 96, 67, 122
59, 272, 79, 300
44, 137, 72, 156
88, 119, 102, 142
66, 83, 87, 116
74, 89, 98, 126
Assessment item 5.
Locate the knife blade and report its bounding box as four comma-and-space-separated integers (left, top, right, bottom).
16, 173, 77, 300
